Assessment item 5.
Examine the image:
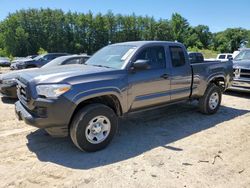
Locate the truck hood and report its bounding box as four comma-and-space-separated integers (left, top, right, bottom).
19, 64, 115, 84
233, 60, 250, 69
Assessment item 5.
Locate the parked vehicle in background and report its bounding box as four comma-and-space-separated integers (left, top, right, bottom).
42, 54, 90, 68
15, 41, 233, 152
11, 56, 32, 63
217, 53, 233, 61
188, 52, 204, 64
232, 51, 240, 59
26, 55, 38, 59
0, 54, 90, 98
0, 57, 11, 67
11, 53, 69, 70
11, 56, 38, 70
229, 48, 250, 92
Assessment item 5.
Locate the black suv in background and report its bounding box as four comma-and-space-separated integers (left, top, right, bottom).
11, 53, 69, 70
188, 52, 204, 64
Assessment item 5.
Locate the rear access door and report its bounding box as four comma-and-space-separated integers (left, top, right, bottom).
168, 45, 192, 101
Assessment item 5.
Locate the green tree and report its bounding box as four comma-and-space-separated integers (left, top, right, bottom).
170, 13, 190, 45
37, 47, 48, 55
155, 19, 173, 41
213, 28, 248, 52
0, 8, 249, 56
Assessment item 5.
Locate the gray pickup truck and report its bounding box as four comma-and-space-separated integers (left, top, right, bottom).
15, 41, 233, 152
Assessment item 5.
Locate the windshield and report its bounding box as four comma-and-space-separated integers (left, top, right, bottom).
234, 50, 250, 61
85, 45, 136, 69
33, 54, 44, 61
42, 56, 68, 68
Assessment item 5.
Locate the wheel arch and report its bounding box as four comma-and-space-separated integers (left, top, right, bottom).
68, 93, 123, 129
207, 74, 226, 91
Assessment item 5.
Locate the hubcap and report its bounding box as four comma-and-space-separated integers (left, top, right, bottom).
85, 116, 111, 144
209, 92, 219, 110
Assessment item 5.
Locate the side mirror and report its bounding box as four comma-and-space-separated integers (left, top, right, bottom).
228, 57, 233, 61
132, 59, 150, 70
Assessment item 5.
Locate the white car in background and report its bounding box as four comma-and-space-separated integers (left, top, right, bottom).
232, 51, 240, 59
216, 53, 233, 61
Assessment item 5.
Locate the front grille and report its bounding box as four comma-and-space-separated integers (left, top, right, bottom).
16, 80, 29, 103
233, 68, 250, 79
240, 69, 250, 78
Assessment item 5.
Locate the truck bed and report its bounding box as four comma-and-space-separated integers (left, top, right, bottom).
191, 60, 233, 98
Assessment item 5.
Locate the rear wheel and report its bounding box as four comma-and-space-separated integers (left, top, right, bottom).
199, 83, 222, 114
70, 104, 118, 152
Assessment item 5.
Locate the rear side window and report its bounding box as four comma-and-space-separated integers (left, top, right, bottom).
82, 57, 90, 64
64, 58, 81, 65
135, 46, 166, 69
197, 54, 204, 62
170, 46, 186, 67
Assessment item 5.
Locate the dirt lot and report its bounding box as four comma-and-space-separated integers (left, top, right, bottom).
0, 90, 250, 188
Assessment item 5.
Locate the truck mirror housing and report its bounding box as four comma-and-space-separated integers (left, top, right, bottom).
132, 59, 150, 70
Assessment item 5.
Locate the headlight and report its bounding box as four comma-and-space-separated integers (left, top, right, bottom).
36, 84, 71, 98
2, 78, 16, 85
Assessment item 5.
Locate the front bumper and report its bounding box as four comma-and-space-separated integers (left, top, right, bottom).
0, 84, 17, 98
228, 79, 250, 92
15, 96, 76, 135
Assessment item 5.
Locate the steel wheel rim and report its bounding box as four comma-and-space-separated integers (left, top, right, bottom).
209, 92, 219, 110
85, 115, 111, 144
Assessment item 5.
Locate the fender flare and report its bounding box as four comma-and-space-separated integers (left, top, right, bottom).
71, 86, 125, 112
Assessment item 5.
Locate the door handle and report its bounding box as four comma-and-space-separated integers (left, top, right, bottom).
160, 74, 169, 79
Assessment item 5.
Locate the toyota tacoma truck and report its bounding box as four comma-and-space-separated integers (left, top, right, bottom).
15, 41, 233, 152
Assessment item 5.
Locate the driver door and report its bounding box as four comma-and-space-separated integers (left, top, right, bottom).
127, 46, 171, 111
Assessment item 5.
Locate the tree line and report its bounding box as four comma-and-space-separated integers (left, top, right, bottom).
0, 8, 249, 57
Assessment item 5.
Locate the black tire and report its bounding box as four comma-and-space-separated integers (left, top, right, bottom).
70, 103, 118, 152
199, 83, 222, 114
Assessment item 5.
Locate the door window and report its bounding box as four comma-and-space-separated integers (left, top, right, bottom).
170, 46, 186, 67
134, 46, 166, 69
218, 55, 226, 59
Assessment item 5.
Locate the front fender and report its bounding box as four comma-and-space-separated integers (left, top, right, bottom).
71, 86, 127, 113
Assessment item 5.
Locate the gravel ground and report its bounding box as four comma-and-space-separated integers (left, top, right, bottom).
0, 91, 250, 188
0, 67, 10, 74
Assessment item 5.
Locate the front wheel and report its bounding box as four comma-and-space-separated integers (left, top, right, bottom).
199, 83, 222, 114
70, 104, 118, 152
